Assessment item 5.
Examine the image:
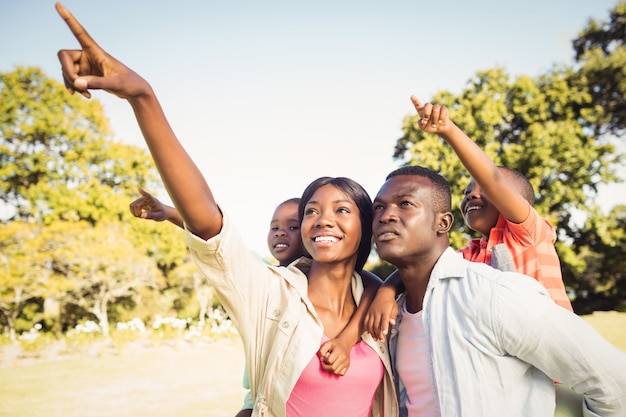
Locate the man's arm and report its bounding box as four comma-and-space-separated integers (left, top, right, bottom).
497, 278, 626, 415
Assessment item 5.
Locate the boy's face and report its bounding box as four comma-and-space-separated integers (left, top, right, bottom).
460, 178, 500, 236
267, 201, 305, 266
372, 175, 439, 269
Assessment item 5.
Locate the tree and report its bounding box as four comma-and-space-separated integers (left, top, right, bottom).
0, 67, 158, 225
1, 222, 48, 340
0, 67, 165, 337
567, 205, 626, 313
45, 221, 162, 337
127, 208, 189, 278
573, 0, 626, 136
125, 203, 209, 324
168, 261, 215, 329
394, 66, 623, 304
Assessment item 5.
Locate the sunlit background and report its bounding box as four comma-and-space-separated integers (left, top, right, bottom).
1, 0, 622, 257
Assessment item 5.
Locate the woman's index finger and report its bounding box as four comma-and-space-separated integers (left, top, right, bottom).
55, 2, 98, 50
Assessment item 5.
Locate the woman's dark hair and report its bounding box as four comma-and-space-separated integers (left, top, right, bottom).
299, 177, 373, 272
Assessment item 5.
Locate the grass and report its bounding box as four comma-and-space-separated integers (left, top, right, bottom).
0, 312, 624, 417
0, 338, 246, 417
580, 310, 626, 352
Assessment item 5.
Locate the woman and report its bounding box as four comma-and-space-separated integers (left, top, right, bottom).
129, 192, 388, 415
55, 3, 398, 416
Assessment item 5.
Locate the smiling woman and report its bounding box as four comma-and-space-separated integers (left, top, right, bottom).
53, 3, 397, 416
178, 174, 395, 417
299, 177, 373, 274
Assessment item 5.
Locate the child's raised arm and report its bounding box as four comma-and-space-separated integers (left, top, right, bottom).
55, 2, 221, 240
411, 96, 530, 224
129, 188, 184, 229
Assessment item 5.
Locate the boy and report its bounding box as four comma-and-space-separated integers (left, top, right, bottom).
129, 189, 305, 267
365, 97, 572, 339
372, 165, 626, 416
411, 96, 571, 311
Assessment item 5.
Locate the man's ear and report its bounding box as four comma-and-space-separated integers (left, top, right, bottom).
436, 211, 454, 234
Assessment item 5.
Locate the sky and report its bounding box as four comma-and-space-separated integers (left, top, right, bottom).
1, 0, 624, 258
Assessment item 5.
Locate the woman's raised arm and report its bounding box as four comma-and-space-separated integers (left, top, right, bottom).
55, 2, 221, 240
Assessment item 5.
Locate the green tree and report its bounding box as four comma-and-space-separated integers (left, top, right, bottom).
0, 222, 49, 340
0, 67, 158, 225
168, 261, 215, 328
0, 67, 166, 336
394, 66, 623, 304
573, 0, 626, 136
50, 221, 162, 337
566, 205, 626, 313
125, 204, 205, 323
0, 220, 163, 339
127, 209, 189, 278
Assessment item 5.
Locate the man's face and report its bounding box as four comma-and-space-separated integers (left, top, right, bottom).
372, 175, 438, 268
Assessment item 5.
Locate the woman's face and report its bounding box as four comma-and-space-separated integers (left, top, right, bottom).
300, 184, 362, 266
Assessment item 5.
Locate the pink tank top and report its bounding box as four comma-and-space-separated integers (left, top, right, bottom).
286, 335, 384, 417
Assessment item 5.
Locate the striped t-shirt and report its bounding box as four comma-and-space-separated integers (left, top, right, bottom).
459, 204, 573, 311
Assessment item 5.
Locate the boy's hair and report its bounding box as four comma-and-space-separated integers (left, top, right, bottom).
278, 197, 302, 207
498, 167, 535, 205
386, 165, 452, 213
299, 176, 373, 272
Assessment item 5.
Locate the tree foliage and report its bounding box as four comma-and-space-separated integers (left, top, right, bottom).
127, 214, 189, 279
392, 1, 626, 307
567, 205, 626, 313
0, 221, 67, 340
0, 67, 157, 225
396, 67, 619, 238
0, 67, 175, 336
573, 0, 626, 136
53, 221, 163, 337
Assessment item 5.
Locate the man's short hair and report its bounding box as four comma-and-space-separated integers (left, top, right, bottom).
386, 165, 452, 213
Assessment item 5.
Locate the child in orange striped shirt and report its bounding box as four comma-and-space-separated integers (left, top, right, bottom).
364, 97, 572, 339
410, 96, 572, 311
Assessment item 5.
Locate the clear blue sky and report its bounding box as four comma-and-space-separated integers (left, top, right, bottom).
1, 0, 623, 257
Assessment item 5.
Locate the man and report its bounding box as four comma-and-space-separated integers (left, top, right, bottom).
370, 165, 626, 417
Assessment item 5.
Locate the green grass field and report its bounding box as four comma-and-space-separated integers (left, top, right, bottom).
580, 311, 626, 352
0, 312, 624, 417
0, 338, 247, 417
